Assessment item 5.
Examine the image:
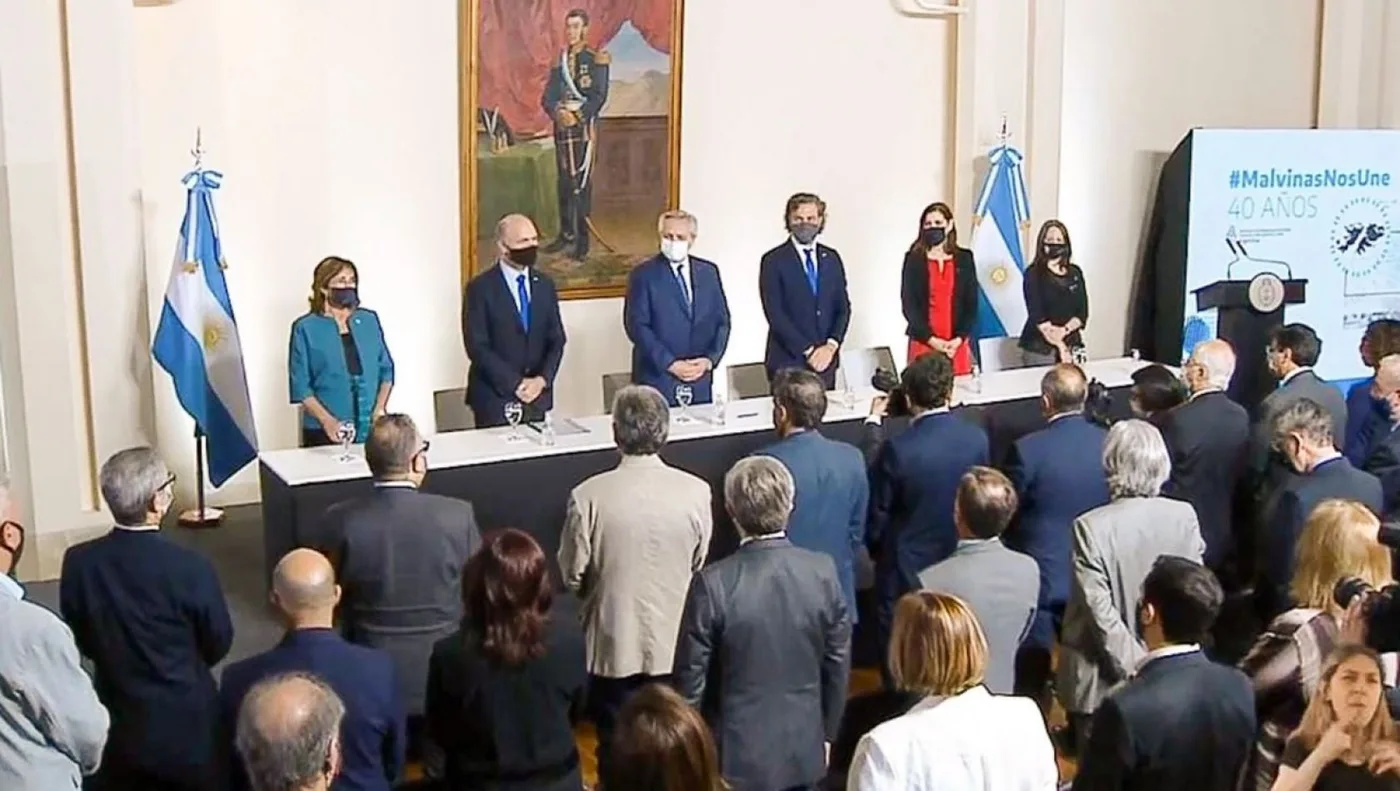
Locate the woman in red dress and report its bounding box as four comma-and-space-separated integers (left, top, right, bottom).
901, 202, 979, 375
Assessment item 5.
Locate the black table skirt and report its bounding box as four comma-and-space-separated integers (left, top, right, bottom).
259, 385, 1134, 582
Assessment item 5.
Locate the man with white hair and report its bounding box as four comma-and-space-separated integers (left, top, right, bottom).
60, 446, 234, 791
1362, 353, 1400, 521
0, 476, 109, 791
1162, 338, 1250, 576
235, 673, 345, 791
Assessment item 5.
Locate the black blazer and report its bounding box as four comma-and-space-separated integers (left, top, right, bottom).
1074, 650, 1255, 791
1162, 391, 1251, 569
59, 529, 234, 789
462, 265, 567, 425
426, 618, 586, 791
1364, 426, 1400, 521
900, 245, 978, 343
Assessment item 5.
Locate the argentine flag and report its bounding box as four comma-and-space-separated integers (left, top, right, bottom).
969, 145, 1032, 338
152, 169, 258, 486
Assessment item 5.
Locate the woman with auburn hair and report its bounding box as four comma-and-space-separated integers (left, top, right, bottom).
288, 256, 395, 447
602, 684, 727, 791
902, 202, 978, 376
849, 592, 1056, 791
1240, 500, 1394, 790
1018, 219, 1089, 367
1272, 644, 1400, 790
426, 529, 586, 791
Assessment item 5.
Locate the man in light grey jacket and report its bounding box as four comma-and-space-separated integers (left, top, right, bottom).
918, 466, 1038, 694
0, 479, 109, 790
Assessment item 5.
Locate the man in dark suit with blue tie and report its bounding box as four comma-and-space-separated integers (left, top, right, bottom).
623, 210, 731, 405
60, 447, 234, 791
221, 548, 404, 791
1002, 363, 1111, 702
868, 352, 989, 673
759, 192, 852, 389
462, 213, 568, 427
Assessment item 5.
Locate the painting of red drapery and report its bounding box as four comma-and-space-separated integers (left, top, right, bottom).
462, 0, 684, 300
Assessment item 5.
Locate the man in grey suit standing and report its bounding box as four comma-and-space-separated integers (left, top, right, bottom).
1250, 323, 1347, 490
558, 385, 711, 776
918, 466, 1038, 695
674, 456, 851, 791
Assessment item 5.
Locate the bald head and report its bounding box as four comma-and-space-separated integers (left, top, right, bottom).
1041, 364, 1088, 415
495, 214, 538, 253
272, 549, 336, 616
236, 673, 344, 791
1189, 339, 1236, 391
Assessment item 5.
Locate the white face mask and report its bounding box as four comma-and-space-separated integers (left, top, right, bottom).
661, 238, 689, 263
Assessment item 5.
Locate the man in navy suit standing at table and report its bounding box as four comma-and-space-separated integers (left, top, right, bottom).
623, 209, 730, 405
760, 192, 852, 389
462, 213, 568, 427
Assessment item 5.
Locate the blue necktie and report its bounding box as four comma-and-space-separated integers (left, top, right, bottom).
674, 263, 692, 313
802, 248, 818, 294
516, 274, 531, 331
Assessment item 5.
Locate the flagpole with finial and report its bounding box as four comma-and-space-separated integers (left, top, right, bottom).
179, 127, 224, 529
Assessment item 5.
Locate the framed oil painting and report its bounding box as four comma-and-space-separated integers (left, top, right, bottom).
460, 0, 684, 300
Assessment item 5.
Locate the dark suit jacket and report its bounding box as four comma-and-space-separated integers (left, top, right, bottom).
673, 538, 851, 791
462, 265, 567, 426
759, 240, 852, 385
870, 412, 991, 589
758, 430, 869, 621
1073, 650, 1255, 791
623, 254, 731, 404
1162, 391, 1251, 569
220, 629, 405, 791
1249, 370, 1348, 486
1345, 379, 1390, 466
427, 619, 586, 791
1364, 425, 1400, 521
320, 485, 481, 715
1260, 456, 1382, 619
1003, 414, 1111, 621
900, 246, 978, 343
59, 528, 234, 788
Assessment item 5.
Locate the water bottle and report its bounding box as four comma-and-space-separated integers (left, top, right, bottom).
842, 380, 857, 411
542, 412, 556, 447
970, 363, 983, 395
713, 390, 727, 425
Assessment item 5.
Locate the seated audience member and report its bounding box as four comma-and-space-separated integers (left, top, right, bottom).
760, 368, 869, 623
1346, 319, 1400, 466
1240, 499, 1393, 791
235, 673, 346, 791
919, 466, 1038, 695
1363, 354, 1400, 521
1057, 420, 1205, 756
1250, 324, 1348, 498
849, 592, 1057, 791
0, 480, 108, 791
557, 385, 711, 772
1128, 363, 1188, 428
220, 549, 404, 791
320, 414, 480, 760
1002, 363, 1110, 702
427, 529, 586, 791
868, 351, 989, 671
674, 457, 850, 791
601, 684, 726, 791
1164, 338, 1251, 576
1073, 556, 1255, 791
1259, 399, 1383, 621
1273, 645, 1400, 791
60, 447, 234, 791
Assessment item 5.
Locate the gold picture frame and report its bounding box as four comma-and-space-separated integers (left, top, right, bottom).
459, 0, 685, 300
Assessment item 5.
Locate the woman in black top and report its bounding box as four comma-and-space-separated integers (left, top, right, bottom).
426, 529, 586, 791
1018, 220, 1088, 367
1276, 644, 1400, 790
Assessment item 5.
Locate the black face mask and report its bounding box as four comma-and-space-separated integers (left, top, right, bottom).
1, 521, 24, 580
328, 287, 360, 309
922, 227, 947, 247
1044, 243, 1069, 259
507, 245, 539, 269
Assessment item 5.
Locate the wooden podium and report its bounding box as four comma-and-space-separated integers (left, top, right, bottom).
1193, 275, 1307, 414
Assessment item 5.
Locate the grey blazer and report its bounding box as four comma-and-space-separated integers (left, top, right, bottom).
1249, 369, 1348, 479
1057, 497, 1205, 715
918, 538, 1039, 694
673, 538, 851, 791
0, 588, 108, 791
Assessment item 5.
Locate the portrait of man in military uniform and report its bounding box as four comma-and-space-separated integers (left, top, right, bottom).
542, 9, 611, 261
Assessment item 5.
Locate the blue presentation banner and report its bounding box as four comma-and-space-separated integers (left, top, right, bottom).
1185, 129, 1400, 384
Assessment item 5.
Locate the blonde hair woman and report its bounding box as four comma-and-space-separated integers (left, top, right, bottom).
848, 592, 1056, 791
1241, 500, 1393, 790
1272, 644, 1400, 790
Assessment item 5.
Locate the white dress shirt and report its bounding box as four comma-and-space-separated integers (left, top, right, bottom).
1132, 643, 1201, 676
498, 260, 532, 314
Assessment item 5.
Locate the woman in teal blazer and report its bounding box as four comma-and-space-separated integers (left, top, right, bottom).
289, 257, 395, 447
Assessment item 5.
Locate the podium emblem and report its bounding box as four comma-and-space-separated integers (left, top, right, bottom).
1248, 272, 1286, 313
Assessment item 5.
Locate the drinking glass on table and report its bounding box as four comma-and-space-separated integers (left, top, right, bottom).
675, 384, 693, 422
504, 401, 525, 442
334, 421, 356, 463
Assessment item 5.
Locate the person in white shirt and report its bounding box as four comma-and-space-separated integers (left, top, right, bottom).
849, 591, 1057, 791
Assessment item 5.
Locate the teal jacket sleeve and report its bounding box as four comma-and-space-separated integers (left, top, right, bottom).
374, 313, 394, 385
289, 319, 313, 403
